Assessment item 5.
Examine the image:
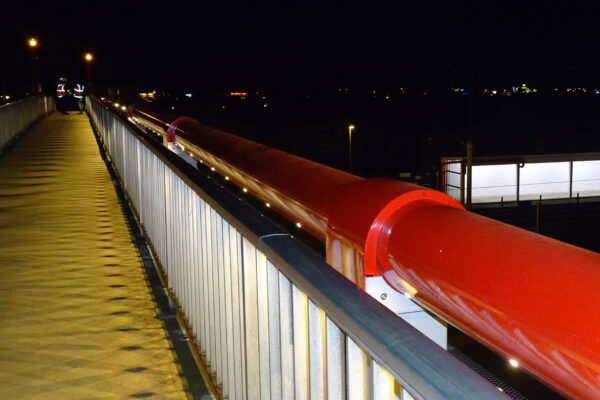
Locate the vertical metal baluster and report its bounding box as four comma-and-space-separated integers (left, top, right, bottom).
255, 252, 271, 399
372, 361, 394, 400
215, 214, 225, 386
292, 286, 309, 400
278, 272, 294, 399
206, 207, 216, 374
242, 238, 260, 400
230, 228, 245, 400
267, 261, 282, 400
347, 337, 370, 400
308, 300, 326, 399
223, 222, 234, 400
214, 212, 223, 385
200, 200, 210, 358
326, 317, 345, 400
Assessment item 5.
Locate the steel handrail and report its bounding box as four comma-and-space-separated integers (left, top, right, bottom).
129, 100, 600, 399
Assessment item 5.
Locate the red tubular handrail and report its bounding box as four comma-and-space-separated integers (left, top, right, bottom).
129, 101, 600, 399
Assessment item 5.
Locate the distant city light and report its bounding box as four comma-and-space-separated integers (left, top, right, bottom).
28, 38, 37, 48
185, 93, 192, 98
84, 52, 93, 62
121, 106, 126, 111
230, 92, 247, 96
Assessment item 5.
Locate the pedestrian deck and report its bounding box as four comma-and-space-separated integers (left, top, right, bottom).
0, 113, 194, 399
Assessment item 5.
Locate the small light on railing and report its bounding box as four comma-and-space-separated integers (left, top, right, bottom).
497, 387, 504, 392
242, 188, 248, 193
225, 176, 230, 181
404, 292, 412, 299
508, 359, 519, 368
296, 222, 302, 228
265, 202, 271, 207
210, 167, 215, 171
188, 153, 193, 157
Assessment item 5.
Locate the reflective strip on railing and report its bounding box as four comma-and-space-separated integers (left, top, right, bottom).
0, 96, 55, 150
86, 97, 506, 400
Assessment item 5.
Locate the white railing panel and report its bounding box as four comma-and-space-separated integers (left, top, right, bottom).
242, 237, 261, 400
292, 285, 309, 400
326, 316, 346, 400
0, 96, 55, 150
266, 261, 282, 399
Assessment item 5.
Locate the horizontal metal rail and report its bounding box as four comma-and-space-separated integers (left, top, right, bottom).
87, 96, 505, 399
128, 101, 600, 399
0, 96, 55, 150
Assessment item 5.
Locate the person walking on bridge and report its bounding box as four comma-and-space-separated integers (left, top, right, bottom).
73, 83, 85, 113
56, 77, 69, 114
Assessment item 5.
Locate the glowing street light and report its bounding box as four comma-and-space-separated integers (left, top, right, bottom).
27, 38, 41, 94
84, 52, 94, 94
348, 124, 355, 173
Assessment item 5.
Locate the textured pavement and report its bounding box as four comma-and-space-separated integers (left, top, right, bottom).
0, 113, 190, 399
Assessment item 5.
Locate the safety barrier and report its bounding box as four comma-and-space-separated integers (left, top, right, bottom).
129, 101, 600, 399
0, 96, 55, 151
86, 96, 504, 399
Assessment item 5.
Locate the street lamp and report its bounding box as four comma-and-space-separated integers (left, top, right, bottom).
84, 52, 93, 93
348, 124, 355, 173
27, 37, 41, 94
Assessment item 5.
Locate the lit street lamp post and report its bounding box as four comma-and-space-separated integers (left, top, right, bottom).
84, 52, 93, 94
348, 124, 355, 173
28, 37, 41, 94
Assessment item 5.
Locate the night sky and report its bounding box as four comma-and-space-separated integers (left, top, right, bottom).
3, 1, 600, 94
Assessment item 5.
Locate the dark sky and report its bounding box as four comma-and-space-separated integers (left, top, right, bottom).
3, 1, 600, 93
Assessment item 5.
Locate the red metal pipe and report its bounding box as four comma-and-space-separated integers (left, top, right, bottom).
128, 101, 600, 399
384, 205, 600, 399
130, 102, 360, 239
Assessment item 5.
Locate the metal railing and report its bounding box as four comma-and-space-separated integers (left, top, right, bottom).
87, 96, 505, 400
0, 96, 55, 150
